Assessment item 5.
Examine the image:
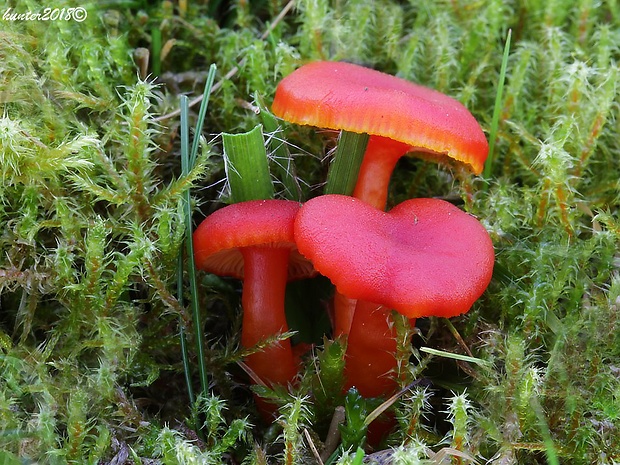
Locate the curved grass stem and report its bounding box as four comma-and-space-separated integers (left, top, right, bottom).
178, 64, 218, 405
483, 28, 512, 182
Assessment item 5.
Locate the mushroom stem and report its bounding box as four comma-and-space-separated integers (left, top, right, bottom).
240, 246, 298, 387
352, 136, 412, 210
333, 136, 409, 337
343, 300, 399, 398
333, 291, 357, 337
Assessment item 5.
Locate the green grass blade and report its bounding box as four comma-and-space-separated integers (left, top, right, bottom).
180, 95, 209, 400
189, 64, 217, 169
531, 396, 561, 465
178, 96, 195, 406
419, 346, 492, 367
483, 28, 512, 181
223, 125, 275, 202
324, 131, 369, 195
177, 253, 194, 406
256, 95, 302, 201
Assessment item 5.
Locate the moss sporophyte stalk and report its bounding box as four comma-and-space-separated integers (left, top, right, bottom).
1, 0, 619, 463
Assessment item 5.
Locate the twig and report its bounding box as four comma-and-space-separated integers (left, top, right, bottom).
364, 381, 424, 427
237, 360, 269, 387
442, 317, 474, 358
304, 428, 324, 465
321, 406, 345, 462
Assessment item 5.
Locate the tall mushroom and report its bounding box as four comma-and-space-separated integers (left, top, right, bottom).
272, 61, 489, 336
193, 199, 315, 411
272, 61, 489, 211
294, 194, 494, 398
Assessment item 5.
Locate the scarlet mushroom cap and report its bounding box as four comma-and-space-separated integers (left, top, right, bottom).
194, 199, 313, 280
294, 195, 494, 319
272, 61, 488, 175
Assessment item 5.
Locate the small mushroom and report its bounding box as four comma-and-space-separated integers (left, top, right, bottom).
272, 61, 488, 210
193, 200, 315, 402
294, 194, 494, 397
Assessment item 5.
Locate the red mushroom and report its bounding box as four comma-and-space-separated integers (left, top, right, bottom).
193, 200, 314, 407
273, 61, 489, 337
294, 194, 494, 398
272, 61, 489, 211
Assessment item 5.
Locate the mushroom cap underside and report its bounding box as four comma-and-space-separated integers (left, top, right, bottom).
193, 199, 315, 280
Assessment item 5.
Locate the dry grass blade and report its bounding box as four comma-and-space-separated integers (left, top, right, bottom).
304, 428, 324, 465
428, 447, 480, 464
